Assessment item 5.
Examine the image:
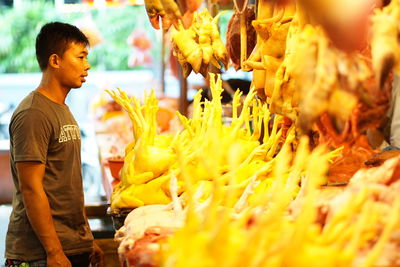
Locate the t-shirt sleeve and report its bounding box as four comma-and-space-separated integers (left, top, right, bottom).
11, 109, 52, 163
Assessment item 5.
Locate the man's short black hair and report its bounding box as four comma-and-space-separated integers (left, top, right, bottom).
35, 22, 89, 71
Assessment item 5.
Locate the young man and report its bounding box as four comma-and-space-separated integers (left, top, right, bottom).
5, 22, 102, 267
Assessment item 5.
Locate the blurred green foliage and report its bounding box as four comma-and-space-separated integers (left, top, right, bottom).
0, 1, 232, 74
0, 1, 57, 72
0, 1, 160, 73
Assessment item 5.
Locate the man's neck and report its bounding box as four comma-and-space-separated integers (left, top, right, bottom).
36, 75, 70, 105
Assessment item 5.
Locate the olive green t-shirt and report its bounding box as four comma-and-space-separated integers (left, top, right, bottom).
5, 91, 93, 261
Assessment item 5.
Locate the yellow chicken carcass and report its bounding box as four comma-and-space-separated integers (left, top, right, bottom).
106, 89, 178, 209
195, 10, 229, 72
159, 0, 182, 28
111, 174, 172, 210
261, 55, 282, 97
192, 10, 225, 67
371, 0, 400, 87
144, 0, 194, 30
242, 0, 289, 70
171, 22, 203, 74
173, 43, 194, 78
208, 14, 230, 71
171, 9, 229, 77
267, 14, 302, 121
111, 185, 144, 209
176, 0, 203, 28
143, 0, 173, 30
133, 137, 176, 179
291, 24, 365, 133
253, 16, 292, 59
244, 3, 297, 120
109, 91, 177, 178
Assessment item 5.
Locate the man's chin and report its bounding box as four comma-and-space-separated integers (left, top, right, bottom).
71, 82, 84, 89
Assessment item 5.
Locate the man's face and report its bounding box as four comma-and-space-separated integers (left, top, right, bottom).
58, 42, 90, 89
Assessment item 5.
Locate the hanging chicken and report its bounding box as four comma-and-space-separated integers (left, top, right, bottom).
371, 0, 400, 88
143, 0, 202, 30
226, 5, 256, 70
171, 9, 229, 77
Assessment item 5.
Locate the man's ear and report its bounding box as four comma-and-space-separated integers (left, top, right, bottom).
48, 54, 60, 69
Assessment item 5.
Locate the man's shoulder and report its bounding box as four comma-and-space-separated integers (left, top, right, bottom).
12, 92, 45, 117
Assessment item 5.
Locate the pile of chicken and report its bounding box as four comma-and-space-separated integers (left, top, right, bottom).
157, 141, 400, 267
106, 74, 318, 212
111, 75, 344, 267
115, 134, 400, 267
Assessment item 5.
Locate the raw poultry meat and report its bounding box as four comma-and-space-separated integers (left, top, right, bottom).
158, 136, 400, 267
371, 0, 400, 88
244, 2, 298, 119
248, 1, 394, 136
171, 9, 229, 77
292, 25, 374, 134
143, 0, 203, 30
310, 59, 392, 183
226, 6, 256, 70
177, 0, 203, 28
121, 227, 176, 267
143, 0, 173, 30
240, 2, 396, 187
115, 204, 185, 265
312, 156, 400, 266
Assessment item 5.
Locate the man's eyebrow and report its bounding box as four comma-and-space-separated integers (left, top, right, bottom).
80, 51, 88, 55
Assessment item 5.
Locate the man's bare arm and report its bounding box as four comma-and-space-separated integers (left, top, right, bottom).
16, 161, 71, 267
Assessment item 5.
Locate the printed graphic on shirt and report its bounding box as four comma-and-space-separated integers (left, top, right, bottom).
59, 125, 80, 143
